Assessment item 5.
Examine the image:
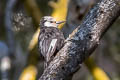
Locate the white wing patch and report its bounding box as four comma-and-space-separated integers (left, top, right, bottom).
46, 39, 57, 61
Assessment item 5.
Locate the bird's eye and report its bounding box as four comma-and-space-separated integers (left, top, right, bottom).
50, 21, 53, 23
50, 21, 56, 23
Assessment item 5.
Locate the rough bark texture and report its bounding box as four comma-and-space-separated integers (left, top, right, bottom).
39, 0, 120, 80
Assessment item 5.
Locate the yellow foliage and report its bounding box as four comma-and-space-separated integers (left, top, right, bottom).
19, 65, 37, 80
28, 28, 40, 51
85, 58, 110, 80
49, 0, 68, 29
92, 67, 110, 80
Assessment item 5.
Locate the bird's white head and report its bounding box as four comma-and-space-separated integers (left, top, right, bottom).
40, 16, 65, 28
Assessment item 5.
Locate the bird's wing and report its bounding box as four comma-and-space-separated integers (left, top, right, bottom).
38, 28, 65, 63
46, 38, 58, 62
38, 33, 47, 59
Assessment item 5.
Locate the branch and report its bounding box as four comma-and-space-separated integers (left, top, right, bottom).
4, 0, 18, 79
4, 0, 17, 55
39, 0, 120, 79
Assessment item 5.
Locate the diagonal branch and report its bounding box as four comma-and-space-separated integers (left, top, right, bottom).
39, 0, 120, 79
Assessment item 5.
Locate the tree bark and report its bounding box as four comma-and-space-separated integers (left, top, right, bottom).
39, 0, 120, 80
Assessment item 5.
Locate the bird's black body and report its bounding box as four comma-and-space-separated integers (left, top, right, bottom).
38, 16, 65, 68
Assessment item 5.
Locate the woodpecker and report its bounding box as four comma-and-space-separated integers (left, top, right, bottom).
38, 16, 65, 68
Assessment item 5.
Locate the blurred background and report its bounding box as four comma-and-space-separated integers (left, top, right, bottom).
0, 0, 120, 80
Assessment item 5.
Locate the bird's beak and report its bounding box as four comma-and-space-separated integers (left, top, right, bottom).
56, 21, 66, 24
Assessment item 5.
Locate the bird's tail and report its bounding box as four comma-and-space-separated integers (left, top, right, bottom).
44, 61, 48, 69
